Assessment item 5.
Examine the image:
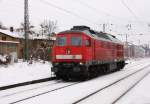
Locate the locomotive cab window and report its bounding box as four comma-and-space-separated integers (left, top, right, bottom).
56, 37, 66, 46
71, 37, 82, 46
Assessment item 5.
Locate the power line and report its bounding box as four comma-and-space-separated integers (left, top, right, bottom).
120, 0, 150, 33
73, 0, 110, 17
71, 0, 136, 32
73, 0, 137, 23
38, 0, 99, 26
120, 0, 139, 21
74, 0, 150, 26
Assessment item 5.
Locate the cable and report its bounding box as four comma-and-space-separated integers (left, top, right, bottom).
72, 0, 111, 17
120, 0, 150, 34
38, 0, 99, 26
73, 0, 137, 23
74, 0, 150, 27
71, 0, 136, 32
73, 0, 110, 17
120, 0, 139, 21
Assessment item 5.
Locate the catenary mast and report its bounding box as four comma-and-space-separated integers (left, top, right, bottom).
24, 0, 29, 60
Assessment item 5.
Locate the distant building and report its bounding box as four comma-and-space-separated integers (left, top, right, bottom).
124, 42, 146, 59
0, 29, 22, 58
0, 29, 56, 59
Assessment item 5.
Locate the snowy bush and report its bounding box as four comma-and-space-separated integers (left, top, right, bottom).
0, 54, 11, 65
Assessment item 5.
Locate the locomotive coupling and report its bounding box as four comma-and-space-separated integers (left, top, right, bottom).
73, 67, 81, 72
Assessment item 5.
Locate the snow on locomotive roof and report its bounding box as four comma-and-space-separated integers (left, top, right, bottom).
106, 34, 122, 43
83, 30, 122, 44
59, 26, 122, 44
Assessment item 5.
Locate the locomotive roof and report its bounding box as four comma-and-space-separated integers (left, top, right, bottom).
58, 27, 122, 44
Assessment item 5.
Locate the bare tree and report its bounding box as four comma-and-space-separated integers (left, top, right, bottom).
16, 22, 35, 35
39, 20, 57, 37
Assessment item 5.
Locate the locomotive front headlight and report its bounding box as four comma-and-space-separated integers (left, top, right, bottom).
79, 62, 83, 65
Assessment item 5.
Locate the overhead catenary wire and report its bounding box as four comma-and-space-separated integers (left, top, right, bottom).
38, 0, 100, 26
74, 0, 149, 26
1, 0, 149, 35
120, 0, 140, 21
72, 0, 140, 23
73, 0, 123, 21
71, 0, 150, 34
73, 1, 124, 32
72, 0, 110, 18
121, 0, 150, 33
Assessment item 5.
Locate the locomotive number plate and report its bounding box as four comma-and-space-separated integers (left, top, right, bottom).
56, 55, 82, 59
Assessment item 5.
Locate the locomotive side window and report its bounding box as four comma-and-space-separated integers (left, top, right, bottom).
85, 39, 91, 47
56, 37, 66, 46
71, 37, 82, 46
101, 42, 104, 48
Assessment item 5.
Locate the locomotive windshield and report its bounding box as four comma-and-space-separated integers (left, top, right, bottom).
71, 36, 82, 46
56, 37, 66, 46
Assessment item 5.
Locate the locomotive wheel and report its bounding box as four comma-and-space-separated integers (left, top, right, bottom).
89, 66, 94, 78
62, 76, 69, 81
81, 74, 89, 81
81, 68, 90, 81
55, 74, 61, 80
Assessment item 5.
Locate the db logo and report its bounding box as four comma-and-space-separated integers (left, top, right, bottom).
66, 48, 71, 54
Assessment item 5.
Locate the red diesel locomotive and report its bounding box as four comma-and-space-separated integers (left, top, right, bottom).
51, 26, 125, 80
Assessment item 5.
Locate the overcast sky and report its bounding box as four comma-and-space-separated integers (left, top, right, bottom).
0, 0, 150, 45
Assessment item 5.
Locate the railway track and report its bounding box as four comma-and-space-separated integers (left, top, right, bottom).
73, 64, 150, 104
11, 82, 80, 104
112, 71, 150, 104
0, 77, 56, 91
0, 80, 62, 98
0, 81, 80, 104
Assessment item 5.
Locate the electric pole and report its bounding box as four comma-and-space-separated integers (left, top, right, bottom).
24, 0, 29, 61
103, 24, 106, 32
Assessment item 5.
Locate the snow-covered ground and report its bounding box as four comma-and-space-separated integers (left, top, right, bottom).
0, 61, 52, 87
116, 71, 150, 104
0, 58, 150, 104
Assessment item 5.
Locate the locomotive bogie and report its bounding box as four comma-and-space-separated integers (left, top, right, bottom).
52, 62, 89, 80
